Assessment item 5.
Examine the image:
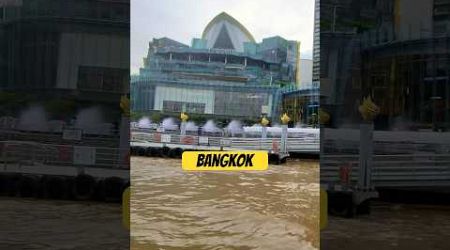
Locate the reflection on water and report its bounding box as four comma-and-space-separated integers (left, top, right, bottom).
0, 198, 128, 250
322, 202, 450, 250
131, 157, 319, 250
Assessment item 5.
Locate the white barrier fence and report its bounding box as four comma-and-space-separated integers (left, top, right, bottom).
321, 154, 450, 188
131, 132, 320, 154
0, 141, 129, 170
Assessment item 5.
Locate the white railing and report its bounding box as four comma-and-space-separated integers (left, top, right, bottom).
131, 131, 319, 153
321, 154, 450, 188
0, 141, 129, 170
0, 129, 119, 147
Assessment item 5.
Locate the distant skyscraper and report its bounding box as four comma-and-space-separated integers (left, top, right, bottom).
312, 0, 320, 83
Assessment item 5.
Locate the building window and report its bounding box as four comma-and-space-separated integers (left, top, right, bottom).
78, 66, 127, 93
163, 101, 183, 112
186, 103, 205, 113
162, 101, 205, 113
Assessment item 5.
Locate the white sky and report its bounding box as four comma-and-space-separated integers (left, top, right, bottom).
131, 0, 315, 74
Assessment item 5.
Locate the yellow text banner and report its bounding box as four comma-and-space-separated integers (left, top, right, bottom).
182, 151, 268, 171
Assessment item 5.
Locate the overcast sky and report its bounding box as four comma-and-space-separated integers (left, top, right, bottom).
131, 0, 315, 74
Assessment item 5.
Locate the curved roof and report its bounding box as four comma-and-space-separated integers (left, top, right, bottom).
201, 12, 255, 52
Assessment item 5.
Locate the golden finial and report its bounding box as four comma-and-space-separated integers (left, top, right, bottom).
261, 116, 269, 126
319, 108, 330, 125
280, 113, 291, 125
358, 96, 380, 121
120, 95, 130, 117
180, 112, 189, 122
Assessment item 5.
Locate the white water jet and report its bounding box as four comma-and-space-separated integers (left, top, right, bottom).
74, 106, 111, 135
17, 105, 49, 132
225, 120, 243, 136
138, 117, 152, 128
161, 117, 178, 130
202, 120, 221, 133
185, 121, 198, 131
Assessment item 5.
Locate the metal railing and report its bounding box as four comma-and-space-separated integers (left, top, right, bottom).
321, 154, 450, 188
0, 141, 129, 170
0, 130, 120, 147
131, 132, 320, 153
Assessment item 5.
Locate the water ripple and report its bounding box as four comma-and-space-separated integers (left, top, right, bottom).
131, 157, 319, 250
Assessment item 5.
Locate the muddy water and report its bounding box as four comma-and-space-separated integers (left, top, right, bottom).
0, 198, 128, 249
321, 202, 450, 250
131, 157, 319, 250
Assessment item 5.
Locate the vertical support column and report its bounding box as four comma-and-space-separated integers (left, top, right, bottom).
225, 56, 227, 64
261, 126, 267, 139
77, 165, 85, 175
244, 58, 247, 67
358, 123, 373, 189
180, 112, 188, 136
320, 125, 324, 156
180, 121, 186, 136
446, 77, 450, 124
119, 115, 130, 168
281, 125, 288, 154
169, 53, 172, 61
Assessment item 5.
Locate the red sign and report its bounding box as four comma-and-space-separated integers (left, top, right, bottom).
181, 136, 194, 144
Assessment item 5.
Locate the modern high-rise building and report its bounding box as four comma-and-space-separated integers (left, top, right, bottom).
131, 12, 308, 122
312, 0, 320, 84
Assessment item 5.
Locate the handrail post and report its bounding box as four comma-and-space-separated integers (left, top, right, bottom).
180, 121, 186, 136
358, 123, 374, 189
281, 125, 288, 154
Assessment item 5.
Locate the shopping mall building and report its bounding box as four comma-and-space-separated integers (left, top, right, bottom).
131, 12, 314, 123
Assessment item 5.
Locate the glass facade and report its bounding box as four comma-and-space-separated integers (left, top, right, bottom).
321, 0, 450, 132
131, 12, 306, 122
282, 88, 320, 125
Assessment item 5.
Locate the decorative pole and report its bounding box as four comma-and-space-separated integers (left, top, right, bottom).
357, 96, 380, 190
319, 108, 330, 155
280, 113, 291, 154
261, 116, 269, 139
180, 112, 188, 135
119, 95, 130, 169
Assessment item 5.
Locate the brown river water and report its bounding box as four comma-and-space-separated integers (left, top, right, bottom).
0, 198, 128, 249
131, 157, 320, 250
322, 202, 450, 250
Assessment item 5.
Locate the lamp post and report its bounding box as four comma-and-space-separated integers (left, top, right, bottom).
261, 116, 269, 139
430, 96, 442, 131
357, 96, 380, 190
119, 95, 130, 169
319, 108, 330, 155
280, 113, 291, 154
180, 112, 188, 135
